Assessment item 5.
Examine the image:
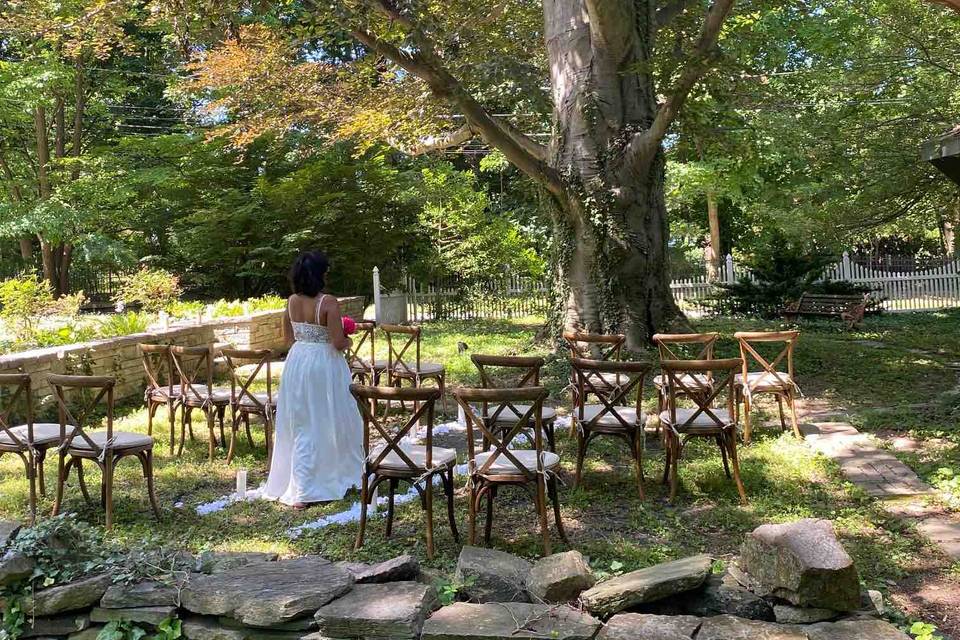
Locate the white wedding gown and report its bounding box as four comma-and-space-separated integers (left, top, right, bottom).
262, 306, 363, 505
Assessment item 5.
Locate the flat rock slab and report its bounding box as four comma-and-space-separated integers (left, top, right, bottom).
456, 546, 531, 603
739, 519, 860, 611
527, 550, 595, 604
773, 604, 837, 624
314, 581, 438, 640
23, 574, 112, 616
182, 616, 304, 640
697, 615, 807, 640
195, 551, 278, 574
91, 606, 177, 626
676, 572, 774, 621
101, 580, 182, 608
180, 556, 353, 627
421, 602, 601, 640
336, 554, 421, 583
0, 551, 35, 588
580, 554, 713, 617
807, 619, 910, 640
20, 614, 90, 638
598, 613, 701, 640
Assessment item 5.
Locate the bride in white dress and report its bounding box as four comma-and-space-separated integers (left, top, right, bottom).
262, 251, 363, 508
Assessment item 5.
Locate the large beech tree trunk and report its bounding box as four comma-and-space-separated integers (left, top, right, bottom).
543, 0, 683, 346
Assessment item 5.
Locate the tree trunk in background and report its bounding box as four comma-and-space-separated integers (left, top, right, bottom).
543, 0, 684, 347
705, 190, 722, 281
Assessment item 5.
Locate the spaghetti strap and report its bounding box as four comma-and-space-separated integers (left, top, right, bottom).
315, 295, 327, 325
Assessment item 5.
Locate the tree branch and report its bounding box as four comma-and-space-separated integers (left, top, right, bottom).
399, 123, 476, 155
622, 0, 736, 174
344, 7, 560, 194
655, 0, 694, 28
924, 0, 960, 12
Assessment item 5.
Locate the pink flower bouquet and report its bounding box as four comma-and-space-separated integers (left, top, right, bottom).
342, 315, 357, 336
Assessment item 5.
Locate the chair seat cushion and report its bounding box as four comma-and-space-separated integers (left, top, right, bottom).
368, 444, 457, 471
183, 386, 233, 404
148, 387, 182, 401
653, 373, 712, 390
659, 408, 734, 429
394, 362, 445, 376
0, 423, 66, 446
579, 405, 644, 428
69, 431, 154, 451
238, 392, 275, 408
352, 358, 389, 370
488, 404, 557, 423
736, 372, 793, 392
474, 450, 560, 476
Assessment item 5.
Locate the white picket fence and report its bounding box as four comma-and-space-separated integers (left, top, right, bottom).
671, 252, 960, 313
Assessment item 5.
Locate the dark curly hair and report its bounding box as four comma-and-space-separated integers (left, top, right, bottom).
288, 251, 329, 297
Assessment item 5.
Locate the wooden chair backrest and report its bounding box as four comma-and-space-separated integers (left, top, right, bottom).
660, 358, 741, 430
0, 373, 32, 448
381, 324, 422, 374
170, 345, 215, 404
734, 330, 799, 391
569, 358, 650, 428
456, 386, 548, 481
471, 354, 546, 425
562, 331, 625, 361
652, 333, 719, 361
346, 321, 377, 371
47, 373, 115, 455
351, 385, 440, 474
139, 344, 174, 397
221, 348, 276, 413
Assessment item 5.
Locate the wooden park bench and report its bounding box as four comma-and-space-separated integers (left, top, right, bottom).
783, 293, 873, 329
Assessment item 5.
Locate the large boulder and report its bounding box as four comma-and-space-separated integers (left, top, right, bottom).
455, 546, 531, 603
100, 580, 182, 608
739, 519, 860, 611
336, 555, 421, 584
0, 551, 35, 588
22, 574, 112, 616
421, 602, 600, 640
675, 572, 774, 621
179, 556, 353, 627
314, 581, 438, 640
696, 615, 807, 640
195, 551, 278, 575
807, 619, 910, 640
526, 551, 595, 604
0, 520, 21, 547
598, 613, 702, 640
579, 554, 713, 617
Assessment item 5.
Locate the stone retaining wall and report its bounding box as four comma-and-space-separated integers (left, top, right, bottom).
0, 296, 365, 407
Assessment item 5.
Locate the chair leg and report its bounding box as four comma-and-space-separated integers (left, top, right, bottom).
385, 478, 397, 537
355, 473, 369, 551
226, 411, 239, 465
633, 432, 646, 500
545, 421, 556, 453
668, 434, 681, 503
468, 479, 479, 546
535, 476, 552, 556
717, 434, 731, 478
147, 401, 155, 436
742, 395, 753, 445
206, 409, 216, 463
23, 452, 37, 525
177, 406, 188, 457
168, 400, 177, 455
53, 452, 67, 516
439, 373, 448, 416
141, 450, 162, 520
245, 413, 254, 447
725, 430, 748, 505
104, 453, 114, 530
548, 476, 567, 544
37, 451, 47, 497
788, 390, 801, 439
265, 416, 274, 472
777, 395, 786, 431
573, 428, 587, 490
484, 485, 495, 545
444, 468, 460, 542
75, 458, 92, 503
662, 440, 671, 486
424, 476, 435, 560
218, 407, 227, 448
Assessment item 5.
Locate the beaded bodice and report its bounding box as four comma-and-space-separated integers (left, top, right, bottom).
292, 322, 331, 344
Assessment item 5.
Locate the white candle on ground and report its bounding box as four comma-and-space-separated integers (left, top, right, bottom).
236, 469, 247, 497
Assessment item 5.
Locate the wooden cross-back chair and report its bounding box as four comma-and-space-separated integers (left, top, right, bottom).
347, 321, 387, 385
381, 324, 447, 414
351, 385, 458, 560
0, 374, 63, 523
570, 358, 650, 497
734, 331, 801, 444
171, 345, 232, 461
222, 348, 278, 467
659, 358, 747, 505
562, 331, 628, 437
456, 386, 566, 555
139, 344, 181, 455
471, 354, 557, 452
48, 374, 160, 529
651, 333, 719, 433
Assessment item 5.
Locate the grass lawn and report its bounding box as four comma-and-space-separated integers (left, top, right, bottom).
1, 311, 959, 631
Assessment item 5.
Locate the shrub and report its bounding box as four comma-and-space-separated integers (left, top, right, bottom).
210, 299, 245, 317
115, 268, 182, 314
165, 300, 204, 319
98, 311, 151, 338
247, 294, 285, 312
0, 274, 86, 343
